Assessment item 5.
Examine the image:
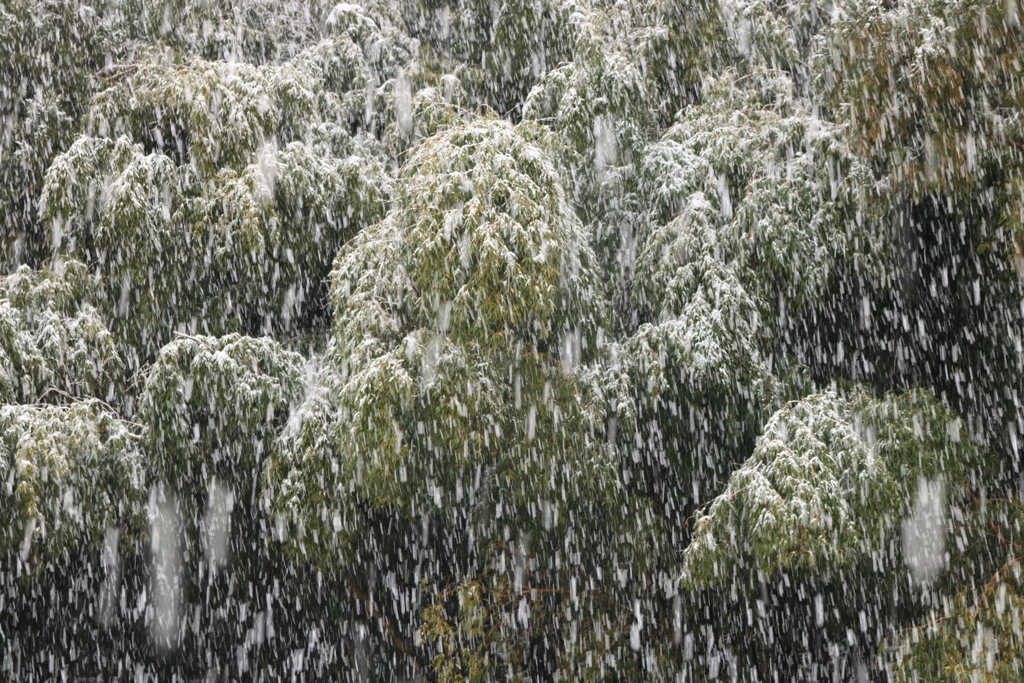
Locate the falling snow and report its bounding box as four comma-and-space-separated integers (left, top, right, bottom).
2, 0, 1024, 679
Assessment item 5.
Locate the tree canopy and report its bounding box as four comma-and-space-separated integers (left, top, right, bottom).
2, 0, 1024, 680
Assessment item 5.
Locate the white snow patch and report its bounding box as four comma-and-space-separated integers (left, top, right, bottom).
901, 476, 947, 584
149, 485, 181, 651
203, 478, 234, 573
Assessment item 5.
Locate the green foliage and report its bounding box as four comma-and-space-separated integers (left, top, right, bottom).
0, 260, 122, 404
0, 0, 110, 266
641, 70, 889, 319
40, 55, 389, 354
682, 388, 985, 589
819, 0, 1024, 200
0, 400, 143, 568
728, 0, 800, 73
607, 70, 892, 532
265, 118, 652, 573
419, 574, 612, 683
521, 6, 660, 324
260, 359, 362, 568
420, 580, 505, 683
262, 120, 667, 680
631, 194, 765, 355
890, 584, 1024, 681
617, 195, 774, 512
139, 333, 305, 490
310, 2, 420, 120
889, 497, 1024, 681
131, 0, 334, 64
333, 116, 603, 354
633, 0, 730, 117
3, 0, 1024, 679
523, 7, 654, 216
398, 0, 575, 112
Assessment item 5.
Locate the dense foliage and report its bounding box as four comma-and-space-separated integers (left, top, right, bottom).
2, 0, 1023, 680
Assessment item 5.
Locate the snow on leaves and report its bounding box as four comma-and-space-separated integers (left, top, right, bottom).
2, 0, 1022, 679
641, 70, 888, 319
820, 0, 1024, 197
0, 260, 122, 404
265, 118, 651, 575
40, 55, 389, 355
682, 388, 984, 588
0, 0, 109, 265
334, 117, 603, 355
0, 400, 142, 569
139, 333, 304, 490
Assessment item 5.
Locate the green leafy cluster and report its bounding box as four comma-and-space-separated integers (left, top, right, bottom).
139, 333, 305, 489
0, 260, 122, 404
0, 0, 111, 265
639, 70, 888, 319
0, 400, 143, 567
683, 388, 985, 588
820, 0, 1024, 197
889, 498, 1024, 681
264, 118, 654, 574
39, 56, 389, 353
